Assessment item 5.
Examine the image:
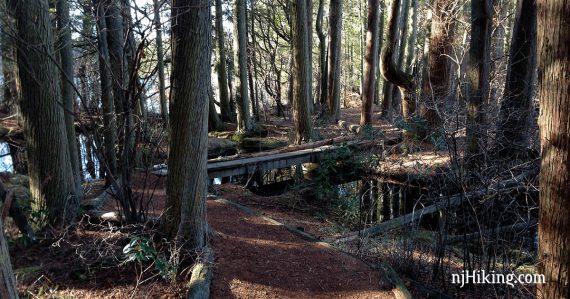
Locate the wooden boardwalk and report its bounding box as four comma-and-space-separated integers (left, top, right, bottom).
153, 138, 372, 179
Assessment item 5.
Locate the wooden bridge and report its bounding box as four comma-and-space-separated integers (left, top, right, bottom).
153, 136, 376, 179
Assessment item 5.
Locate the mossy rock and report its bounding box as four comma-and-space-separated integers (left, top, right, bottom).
230, 127, 270, 142
238, 137, 287, 153
9, 174, 30, 188
208, 138, 237, 158
6, 175, 32, 205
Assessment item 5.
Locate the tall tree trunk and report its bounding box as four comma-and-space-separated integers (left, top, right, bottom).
489, 0, 508, 105
209, 84, 224, 131
15, 0, 78, 225
234, 0, 253, 132
154, 0, 169, 127
246, 2, 259, 120
374, 1, 385, 106
215, 0, 232, 122
162, 0, 210, 250
380, 0, 415, 145
79, 1, 95, 112
292, 0, 313, 144
380, 0, 406, 120
0, 218, 18, 299
395, 0, 410, 73
104, 0, 126, 130
496, 0, 536, 157
389, 0, 410, 113
94, 0, 119, 178
121, 0, 137, 171
307, 0, 314, 113
360, 0, 381, 126
465, 0, 492, 163
227, 35, 237, 119
359, 0, 365, 95
405, 0, 418, 72
57, 0, 83, 197
327, 0, 343, 120
537, 1, 570, 298
316, 0, 327, 110
380, 76, 394, 118
419, 0, 458, 135
0, 0, 19, 117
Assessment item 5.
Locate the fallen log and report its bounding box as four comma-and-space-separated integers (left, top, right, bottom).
335, 171, 537, 243
446, 220, 537, 244
378, 262, 413, 299
207, 135, 356, 163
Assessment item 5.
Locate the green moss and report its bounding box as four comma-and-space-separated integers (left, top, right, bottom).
231, 132, 248, 142
413, 230, 434, 244
15, 265, 42, 281
239, 137, 287, 151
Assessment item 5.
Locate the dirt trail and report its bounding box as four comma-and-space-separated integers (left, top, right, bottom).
208, 199, 394, 299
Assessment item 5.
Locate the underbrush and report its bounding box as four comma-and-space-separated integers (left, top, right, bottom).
9, 220, 188, 298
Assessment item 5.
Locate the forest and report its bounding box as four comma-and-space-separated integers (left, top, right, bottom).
0, 0, 568, 298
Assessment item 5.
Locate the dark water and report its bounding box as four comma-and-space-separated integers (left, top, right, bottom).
0, 142, 13, 172
79, 134, 100, 181
0, 135, 101, 182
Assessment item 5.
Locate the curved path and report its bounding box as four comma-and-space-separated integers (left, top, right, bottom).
208, 199, 394, 299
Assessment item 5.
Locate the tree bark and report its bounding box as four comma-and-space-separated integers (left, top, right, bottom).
465, 0, 492, 162
154, 0, 169, 127
120, 0, 137, 180
537, 1, 570, 298
395, 0, 410, 73
15, 0, 78, 225
496, 0, 536, 157
234, 0, 254, 132
292, 0, 313, 144
316, 0, 327, 110
404, 0, 418, 72
306, 0, 314, 113
374, 1, 385, 106
57, 0, 82, 196
162, 0, 210, 250
327, 0, 343, 120
0, 218, 18, 299
380, 0, 415, 145
360, 0, 381, 126
246, 2, 259, 120
215, 0, 232, 122
209, 84, 224, 132
0, 0, 19, 117
389, 0, 410, 113
419, 0, 458, 134
94, 0, 119, 178
103, 0, 126, 129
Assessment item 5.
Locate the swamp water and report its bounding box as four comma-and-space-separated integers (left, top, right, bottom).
0, 135, 101, 182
